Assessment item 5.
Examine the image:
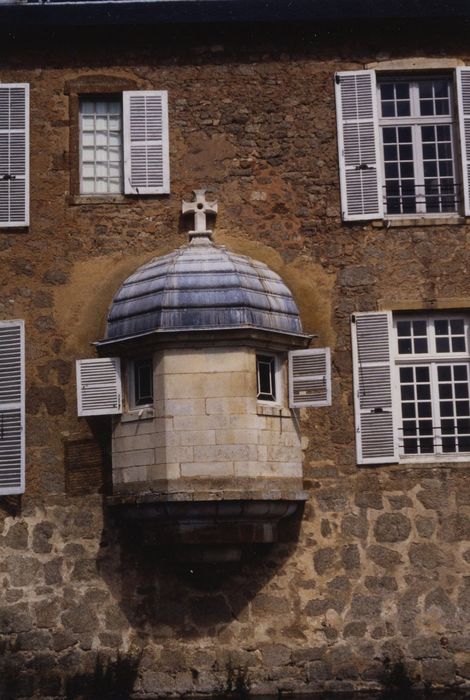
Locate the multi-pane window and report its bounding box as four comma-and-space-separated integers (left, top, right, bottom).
378, 78, 459, 215
79, 97, 123, 194
256, 354, 277, 402
394, 316, 470, 457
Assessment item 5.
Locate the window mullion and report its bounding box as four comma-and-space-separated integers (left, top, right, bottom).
429, 362, 442, 455
412, 123, 425, 213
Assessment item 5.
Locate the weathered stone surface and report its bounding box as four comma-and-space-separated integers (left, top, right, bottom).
34, 600, 60, 629
313, 547, 337, 575
341, 544, 360, 571
421, 659, 456, 685
189, 595, 232, 626
344, 621, 367, 638
341, 513, 368, 539
260, 644, 290, 666
32, 522, 54, 554
350, 594, 383, 618
409, 542, 444, 569
7, 556, 42, 587
3, 523, 28, 550
440, 514, 470, 542
61, 605, 98, 634
416, 515, 436, 538
364, 576, 398, 592
315, 489, 348, 512
367, 545, 402, 568
373, 513, 411, 543
417, 487, 448, 510
355, 490, 383, 510
44, 558, 63, 585
409, 636, 443, 659
292, 646, 327, 664
387, 495, 413, 510
337, 266, 376, 287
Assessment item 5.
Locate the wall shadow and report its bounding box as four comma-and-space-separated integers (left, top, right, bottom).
96, 500, 304, 641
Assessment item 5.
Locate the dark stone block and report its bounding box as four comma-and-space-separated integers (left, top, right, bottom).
374, 513, 411, 543
341, 544, 360, 570
313, 546, 337, 575
3, 522, 28, 550
189, 594, 232, 626
341, 513, 368, 539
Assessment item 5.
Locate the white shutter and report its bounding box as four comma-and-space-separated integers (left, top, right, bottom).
351, 312, 398, 465
288, 348, 331, 408
335, 71, 383, 221
123, 90, 169, 195
76, 358, 122, 416
0, 320, 25, 494
0, 84, 29, 227
456, 67, 470, 216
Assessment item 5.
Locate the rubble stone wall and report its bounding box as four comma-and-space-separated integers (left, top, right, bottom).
1, 17, 470, 698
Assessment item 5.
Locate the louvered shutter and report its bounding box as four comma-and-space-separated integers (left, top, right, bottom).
335, 71, 383, 221
456, 68, 470, 216
0, 84, 29, 227
76, 358, 122, 416
123, 90, 169, 195
0, 320, 25, 494
351, 311, 398, 465
288, 348, 331, 408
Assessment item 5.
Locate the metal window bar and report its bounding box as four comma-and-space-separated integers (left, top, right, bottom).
383, 182, 461, 215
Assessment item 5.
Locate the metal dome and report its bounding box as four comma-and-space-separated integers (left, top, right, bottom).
105, 236, 304, 341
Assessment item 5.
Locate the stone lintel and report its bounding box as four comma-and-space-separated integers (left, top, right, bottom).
378, 297, 470, 312
366, 57, 465, 71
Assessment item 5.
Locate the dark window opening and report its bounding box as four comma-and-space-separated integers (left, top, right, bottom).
257, 354, 276, 402
133, 357, 153, 406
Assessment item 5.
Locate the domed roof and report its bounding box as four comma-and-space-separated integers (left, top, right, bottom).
104, 236, 305, 341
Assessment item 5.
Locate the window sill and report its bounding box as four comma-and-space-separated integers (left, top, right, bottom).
398, 454, 470, 465
121, 407, 155, 423
68, 194, 131, 206
256, 404, 290, 417
373, 215, 466, 228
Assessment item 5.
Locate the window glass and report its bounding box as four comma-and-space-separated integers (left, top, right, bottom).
378, 77, 459, 216
395, 315, 470, 456
79, 97, 123, 194
132, 358, 153, 407
256, 354, 276, 402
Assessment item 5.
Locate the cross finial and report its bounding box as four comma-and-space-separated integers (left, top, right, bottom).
182, 189, 218, 241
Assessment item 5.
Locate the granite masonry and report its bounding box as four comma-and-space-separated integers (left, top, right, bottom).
1, 9, 470, 698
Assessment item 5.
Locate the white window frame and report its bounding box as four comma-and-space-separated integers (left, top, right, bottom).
78, 89, 169, 197
335, 67, 470, 222
79, 96, 124, 196
392, 313, 470, 463
377, 76, 460, 218
256, 353, 283, 406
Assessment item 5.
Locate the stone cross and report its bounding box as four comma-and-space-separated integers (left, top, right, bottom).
182, 189, 218, 234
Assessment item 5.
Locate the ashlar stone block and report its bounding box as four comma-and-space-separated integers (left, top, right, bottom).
181, 461, 234, 477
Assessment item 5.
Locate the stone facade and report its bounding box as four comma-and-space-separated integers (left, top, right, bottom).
1, 12, 470, 698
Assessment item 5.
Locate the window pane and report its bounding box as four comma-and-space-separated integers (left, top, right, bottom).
79, 97, 123, 195
257, 355, 276, 402
134, 358, 154, 406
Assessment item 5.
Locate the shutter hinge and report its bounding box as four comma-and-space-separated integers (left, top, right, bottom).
1, 174, 16, 181
335, 74, 341, 84
355, 164, 371, 171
